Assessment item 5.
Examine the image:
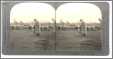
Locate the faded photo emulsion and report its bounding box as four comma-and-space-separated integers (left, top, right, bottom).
1, 1, 110, 55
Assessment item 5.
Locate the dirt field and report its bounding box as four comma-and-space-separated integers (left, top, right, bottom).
8, 30, 101, 52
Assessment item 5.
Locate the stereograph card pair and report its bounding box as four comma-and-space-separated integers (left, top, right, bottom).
1, 0, 111, 56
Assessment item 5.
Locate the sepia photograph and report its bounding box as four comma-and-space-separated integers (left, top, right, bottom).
1, 1, 111, 56
10, 3, 102, 50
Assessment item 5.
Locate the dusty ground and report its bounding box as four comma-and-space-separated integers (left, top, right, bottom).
8, 30, 101, 52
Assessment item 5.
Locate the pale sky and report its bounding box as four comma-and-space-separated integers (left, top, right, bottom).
10, 3, 55, 23
56, 3, 102, 23
10, 3, 102, 23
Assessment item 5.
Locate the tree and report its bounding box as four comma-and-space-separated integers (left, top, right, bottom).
98, 18, 103, 30
60, 19, 64, 30
13, 20, 18, 30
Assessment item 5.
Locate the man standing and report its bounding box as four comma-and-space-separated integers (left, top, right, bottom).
33, 19, 40, 36
79, 19, 87, 37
